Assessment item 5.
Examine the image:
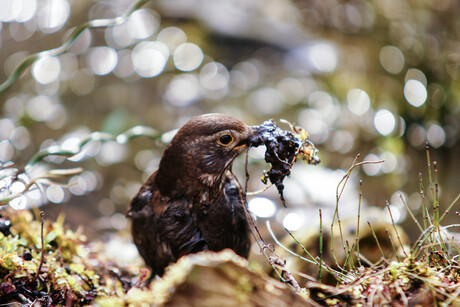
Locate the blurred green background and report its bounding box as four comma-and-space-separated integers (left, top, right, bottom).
0, 0, 458, 244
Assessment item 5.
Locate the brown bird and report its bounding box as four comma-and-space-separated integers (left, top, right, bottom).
127, 114, 254, 276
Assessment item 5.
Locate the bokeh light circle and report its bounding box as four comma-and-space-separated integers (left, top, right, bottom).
9, 196, 27, 210
382, 204, 404, 224
380, 151, 398, 173
199, 62, 229, 90
248, 87, 284, 115
347, 88, 370, 116
331, 130, 354, 154
362, 153, 381, 176
132, 41, 169, 77
157, 27, 187, 51
0, 0, 21, 22
379, 46, 404, 74
15, 0, 37, 22
128, 9, 160, 40
0, 141, 15, 161
0, 119, 15, 140
374, 109, 395, 136
88, 47, 118, 75
173, 43, 204, 72
248, 197, 276, 218
404, 79, 427, 107
407, 124, 426, 148
26, 96, 56, 121
37, 0, 70, 33
46, 184, 65, 203
32, 56, 61, 84
427, 123, 445, 148
298, 109, 329, 144
165, 74, 201, 107
70, 69, 95, 95
309, 43, 338, 72
283, 212, 305, 231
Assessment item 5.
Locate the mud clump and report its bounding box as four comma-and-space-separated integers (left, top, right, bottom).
248, 119, 320, 206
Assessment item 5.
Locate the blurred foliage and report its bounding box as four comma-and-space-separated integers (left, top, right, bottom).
0, 0, 459, 238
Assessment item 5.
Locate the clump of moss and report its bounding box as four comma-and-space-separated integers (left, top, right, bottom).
1, 210, 96, 304
0, 209, 147, 305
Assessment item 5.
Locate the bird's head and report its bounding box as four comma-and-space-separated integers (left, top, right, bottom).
156, 114, 256, 197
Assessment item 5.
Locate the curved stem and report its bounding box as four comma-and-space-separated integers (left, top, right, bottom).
0, 0, 150, 94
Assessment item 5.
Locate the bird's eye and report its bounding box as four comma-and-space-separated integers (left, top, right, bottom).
218, 133, 234, 146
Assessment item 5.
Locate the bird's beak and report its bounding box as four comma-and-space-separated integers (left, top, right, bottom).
233, 143, 247, 151
233, 125, 258, 151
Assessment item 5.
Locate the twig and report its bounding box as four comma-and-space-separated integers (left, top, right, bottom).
318, 209, 323, 282
356, 252, 374, 266
2, 126, 163, 206
242, 150, 290, 284
268, 221, 345, 280
296, 272, 318, 282
399, 193, 423, 233
343, 240, 355, 271
419, 173, 432, 229
433, 161, 439, 222
356, 180, 363, 267
367, 221, 385, 260
438, 193, 460, 224
243, 149, 265, 244
333, 155, 360, 265
330, 223, 342, 270
386, 228, 400, 262
331, 155, 384, 270
34, 212, 46, 284
266, 221, 315, 265
0, 0, 150, 94
26, 126, 161, 169
266, 220, 346, 280
425, 144, 436, 218
269, 256, 302, 292
246, 183, 273, 196
0, 168, 83, 205
411, 225, 439, 258
385, 201, 408, 258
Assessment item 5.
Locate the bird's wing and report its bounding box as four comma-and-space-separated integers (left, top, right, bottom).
157, 199, 209, 258
129, 177, 209, 274
128, 172, 176, 275
127, 171, 157, 216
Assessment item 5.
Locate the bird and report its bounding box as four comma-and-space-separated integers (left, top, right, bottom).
127, 114, 254, 277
